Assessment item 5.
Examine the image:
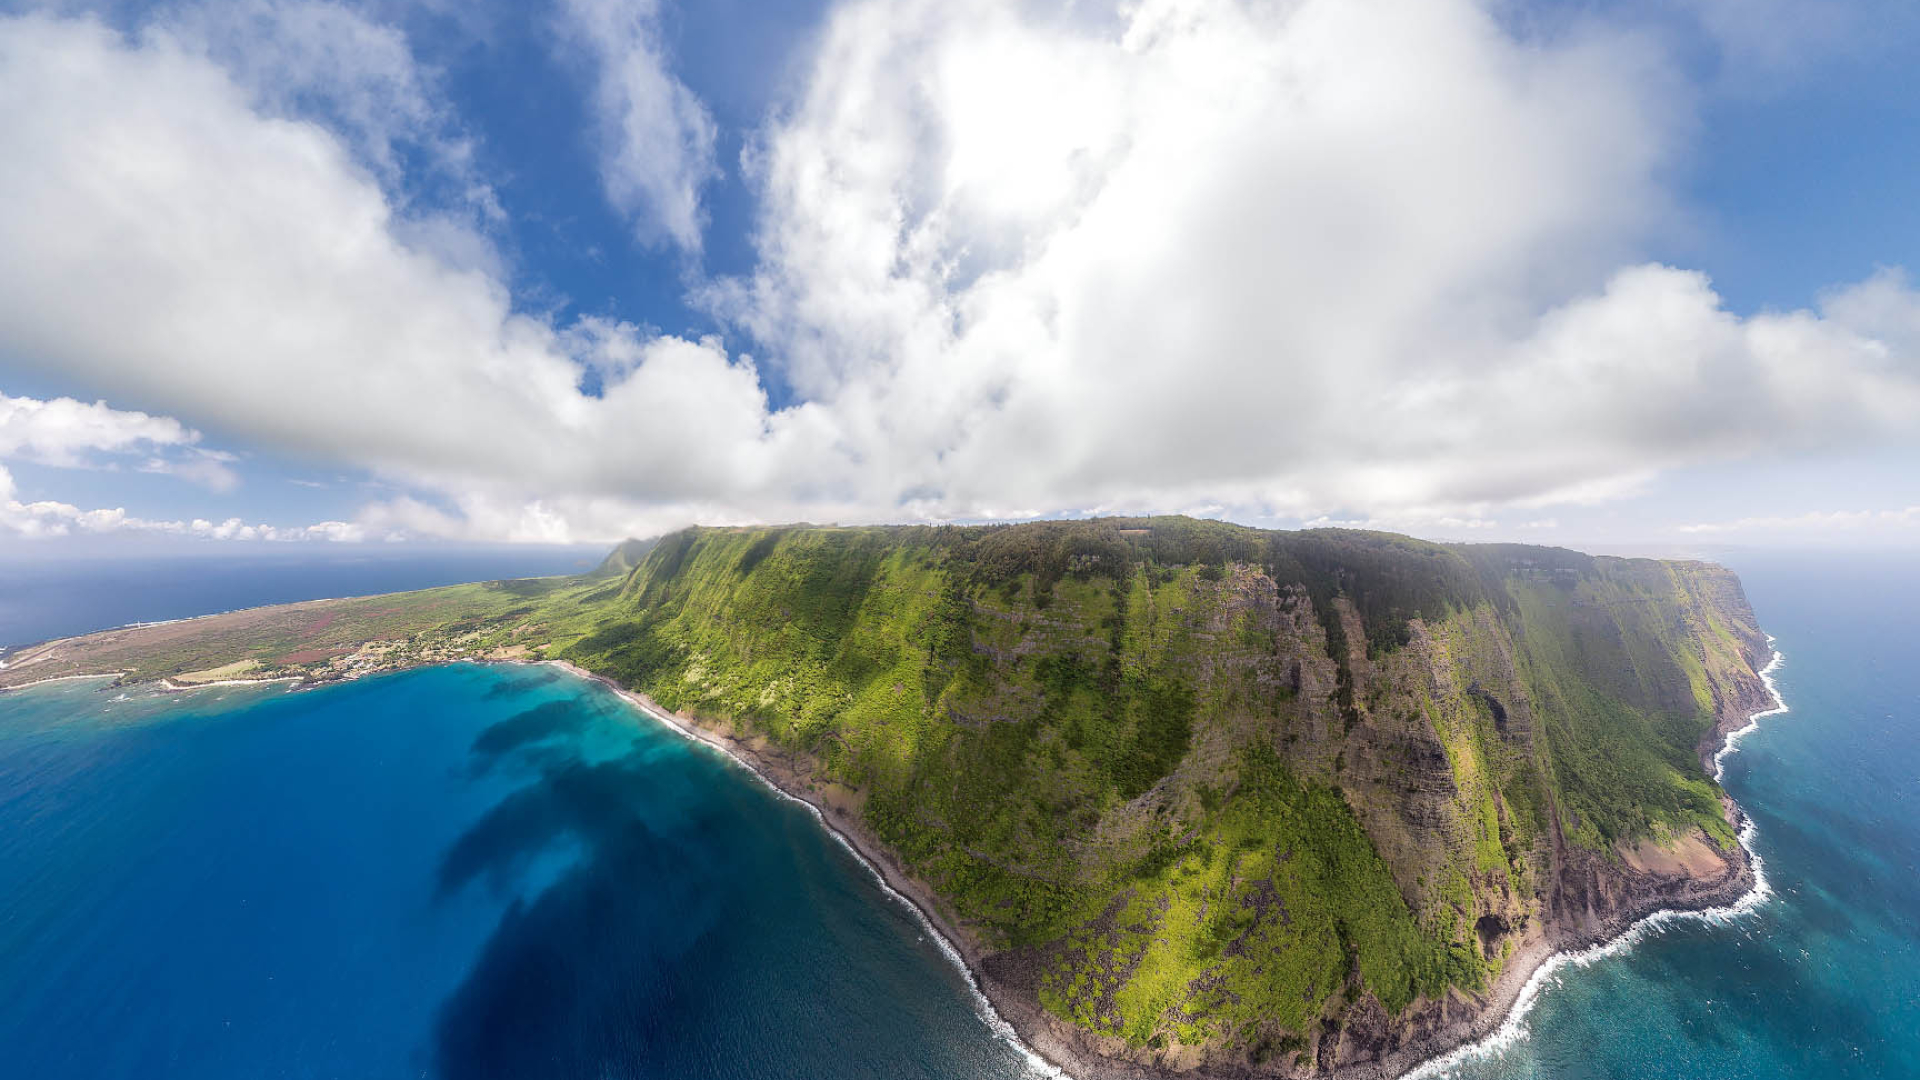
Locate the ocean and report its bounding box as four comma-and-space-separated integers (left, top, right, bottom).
0, 665, 1041, 1079
1421, 552, 1920, 1080
0, 547, 607, 650
0, 552, 1914, 1079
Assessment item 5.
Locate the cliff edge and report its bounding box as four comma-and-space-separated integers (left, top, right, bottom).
0, 518, 1772, 1078
563, 520, 1771, 1078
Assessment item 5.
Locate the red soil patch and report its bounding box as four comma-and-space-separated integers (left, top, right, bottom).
301, 612, 339, 638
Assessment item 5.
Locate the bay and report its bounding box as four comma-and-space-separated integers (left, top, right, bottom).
0, 663, 1040, 1079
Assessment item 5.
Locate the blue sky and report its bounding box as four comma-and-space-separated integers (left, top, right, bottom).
0, 0, 1915, 553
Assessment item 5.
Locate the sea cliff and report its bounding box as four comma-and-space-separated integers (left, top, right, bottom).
0, 518, 1773, 1078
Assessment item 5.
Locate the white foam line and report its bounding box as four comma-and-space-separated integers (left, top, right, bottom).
1715, 643, 1791, 783
1404, 644, 1790, 1080
539, 661, 1070, 1080
157, 676, 302, 691
3, 670, 307, 694
0, 671, 127, 691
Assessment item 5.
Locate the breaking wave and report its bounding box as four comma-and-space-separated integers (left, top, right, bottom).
1404, 645, 1789, 1080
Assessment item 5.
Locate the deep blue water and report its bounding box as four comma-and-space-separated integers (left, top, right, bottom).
0, 554, 1914, 1080
0, 548, 606, 649
0, 665, 1040, 1079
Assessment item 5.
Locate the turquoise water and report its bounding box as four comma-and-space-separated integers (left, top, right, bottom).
1, 555, 1915, 1079
0, 664, 1042, 1079
1424, 554, 1920, 1080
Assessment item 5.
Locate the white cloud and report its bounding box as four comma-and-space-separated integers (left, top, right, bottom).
170, 1, 444, 183
712, 0, 1918, 521
185, 516, 368, 542
0, 14, 807, 535
0, 391, 239, 490
0, 461, 360, 540
0, 392, 196, 465
164, 0, 508, 277
1, 2, 1918, 545
1678, 505, 1920, 534
556, 0, 717, 252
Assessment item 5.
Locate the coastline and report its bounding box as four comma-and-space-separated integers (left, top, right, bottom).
538, 646, 1791, 1080
0, 657, 1078, 1078
1395, 646, 1789, 1080
533, 660, 1072, 1080
157, 675, 303, 690
0, 671, 128, 692
0, 669, 300, 694
2, 646, 1790, 1080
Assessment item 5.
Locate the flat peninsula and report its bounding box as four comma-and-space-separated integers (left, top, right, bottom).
0, 519, 1776, 1079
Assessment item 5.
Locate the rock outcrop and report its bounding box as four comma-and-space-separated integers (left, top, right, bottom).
565, 519, 1772, 1078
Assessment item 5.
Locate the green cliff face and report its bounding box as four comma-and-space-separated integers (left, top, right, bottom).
556, 518, 1770, 1069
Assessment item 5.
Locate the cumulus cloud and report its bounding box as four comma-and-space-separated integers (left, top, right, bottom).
0, 1, 1917, 545
0, 392, 195, 464
0, 13, 808, 536
164, 0, 508, 273
0, 391, 239, 490
0, 463, 339, 539
556, 0, 717, 252
170, 0, 459, 186
711, 0, 1919, 519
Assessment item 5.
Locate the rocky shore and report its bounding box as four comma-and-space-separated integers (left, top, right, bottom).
541, 649, 1783, 1080
0, 545, 1789, 1076
3, 641, 1782, 1080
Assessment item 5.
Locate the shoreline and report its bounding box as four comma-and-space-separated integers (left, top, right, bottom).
0, 670, 304, 695
3, 646, 1791, 1080
157, 675, 304, 691
0, 671, 129, 691
542, 648, 1791, 1080
533, 660, 1071, 1080
1397, 645, 1789, 1079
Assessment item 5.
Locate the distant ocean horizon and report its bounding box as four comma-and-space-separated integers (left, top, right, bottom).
0, 546, 607, 650
0, 551, 1915, 1079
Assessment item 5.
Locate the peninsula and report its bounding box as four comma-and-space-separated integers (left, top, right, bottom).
0, 519, 1776, 1078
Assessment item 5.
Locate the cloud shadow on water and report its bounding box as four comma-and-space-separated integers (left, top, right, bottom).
463, 700, 591, 777
431, 738, 740, 1080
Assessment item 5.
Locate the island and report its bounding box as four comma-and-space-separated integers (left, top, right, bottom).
0, 518, 1777, 1079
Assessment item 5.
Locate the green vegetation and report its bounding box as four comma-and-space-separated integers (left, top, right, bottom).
0, 575, 611, 685
547, 519, 1764, 1063
1, 517, 1769, 1070
1502, 564, 1751, 849
1038, 743, 1467, 1049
